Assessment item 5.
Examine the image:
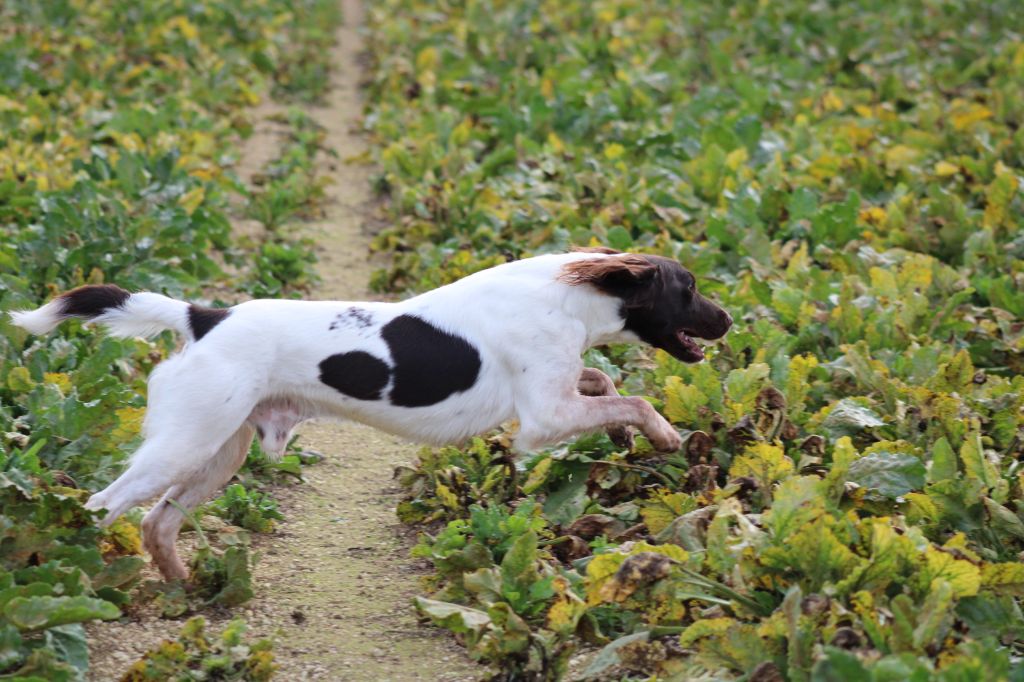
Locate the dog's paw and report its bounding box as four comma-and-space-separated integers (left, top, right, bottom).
651, 428, 683, 453
607, 425, 635, 450
83, 493, 106, 511
84, 494, 117, 526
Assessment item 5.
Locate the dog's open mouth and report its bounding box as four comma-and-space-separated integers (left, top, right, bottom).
676, 329, 705, 362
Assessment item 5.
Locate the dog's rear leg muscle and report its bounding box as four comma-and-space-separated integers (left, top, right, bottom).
577, 368, 634, 449
141, 423, 255, 580
85, 353, 262, 524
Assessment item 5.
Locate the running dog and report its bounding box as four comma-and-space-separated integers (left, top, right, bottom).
11, 249, 732, 579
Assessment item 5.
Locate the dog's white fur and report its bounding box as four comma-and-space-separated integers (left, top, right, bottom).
12, 252, 686, 578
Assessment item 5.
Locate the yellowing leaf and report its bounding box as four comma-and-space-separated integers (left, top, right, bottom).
522, 456, 551, 494
177, 186, 205, 215
585, 553, 625, 605
725, 147, 748, 171
663, 376, 708, 424
450, 117, 474, 146
435, 483, 459, 510
546, 131, 564, 153
822, 90, 844, 111
950, 101, 993, 130
43, 372, 72, 394
934, 160, 959, 177
884, 144, 920, 171
983, 163, 1019, 231
869, 267, 899, 298
166, 16, 199, 41
980, 562, 1024, 595
603, 143, 626, 160
416, 46, 439, 72
7, 366, 35, 392
729, 442, 793, 487
921, 546, 981, 597
112, 407, 146, 442
547, 576, 587, 633
904, 492, 938, 524
859, 206, 887, 225
762, 517, 861, 590
0, 95, 26, 112
585, 541, 687, 605
679, 617, 735, 646
102, 517, 143, 555
960, 430, 1000, 494
639, 491, 697, 534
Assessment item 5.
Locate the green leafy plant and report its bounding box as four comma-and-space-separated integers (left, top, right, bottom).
367, 0, 1024, 677
119, 616, 275, 681
207, 483, 284, 534
0, 0, 341, 674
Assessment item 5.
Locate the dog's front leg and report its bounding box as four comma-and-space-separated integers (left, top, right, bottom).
577, 368, 634, 449
517, 391, 681, 453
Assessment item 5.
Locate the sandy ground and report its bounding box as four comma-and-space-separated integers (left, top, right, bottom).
86, 1, 483, 679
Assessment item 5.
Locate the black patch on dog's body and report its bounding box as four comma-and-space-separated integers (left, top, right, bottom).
319, 351, 391, 401
329, 306, 374, 331
188, 305, 231, 341
382, 315, 481, 408
59, 284, 130, 318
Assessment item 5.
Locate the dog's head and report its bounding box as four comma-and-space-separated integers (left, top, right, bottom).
561, 251, 732, 363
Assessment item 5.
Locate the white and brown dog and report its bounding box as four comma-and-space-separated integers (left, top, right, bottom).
11, 250, 731, 579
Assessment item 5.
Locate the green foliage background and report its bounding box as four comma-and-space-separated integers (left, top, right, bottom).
364, 0, 1024, 679
2, 0, 1022, 679
0, 0, 333, 678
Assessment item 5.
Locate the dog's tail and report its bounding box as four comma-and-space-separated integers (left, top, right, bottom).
10, 284, 204, 340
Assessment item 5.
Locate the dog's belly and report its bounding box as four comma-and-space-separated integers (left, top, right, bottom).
314, 379, 516, 445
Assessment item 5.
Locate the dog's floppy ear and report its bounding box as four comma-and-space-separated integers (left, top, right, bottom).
559, 254, 658, 302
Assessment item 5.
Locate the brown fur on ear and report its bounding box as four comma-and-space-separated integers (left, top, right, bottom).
559, 254, 658, 297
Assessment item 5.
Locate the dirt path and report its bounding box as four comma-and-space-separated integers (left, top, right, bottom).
241, 1, 480, 677
86, 1, 482, 679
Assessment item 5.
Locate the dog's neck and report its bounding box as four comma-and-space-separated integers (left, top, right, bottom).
562, 283, 635, 350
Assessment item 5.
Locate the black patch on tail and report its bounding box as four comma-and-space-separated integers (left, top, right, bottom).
59, 284, 130, 318
188, 305, 230, 341
319, 351, 391, 401
382, 315, 481, 408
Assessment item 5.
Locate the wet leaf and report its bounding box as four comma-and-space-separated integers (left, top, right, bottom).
3, 595, 119, 631
820, 400, 884, 437
581, 631, 649, 678
846, 451, 926, 500
414, 597, 491, 634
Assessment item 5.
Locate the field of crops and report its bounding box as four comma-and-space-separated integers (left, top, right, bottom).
3, 0, 1024, 680
364, 0, 1024, 679
0, 1, 335, 678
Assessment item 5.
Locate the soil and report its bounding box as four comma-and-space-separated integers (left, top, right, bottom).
85, 1, 483, 679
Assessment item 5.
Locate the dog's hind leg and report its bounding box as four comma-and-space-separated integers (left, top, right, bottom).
577, 368, 634, 449
85, 352, 263, 525
84, 434, 198, 524
141, 423, 256, 580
